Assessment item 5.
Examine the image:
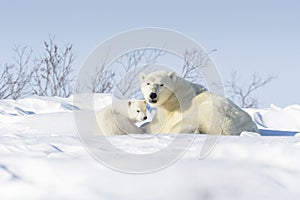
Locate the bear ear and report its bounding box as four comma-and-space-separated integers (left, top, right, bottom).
168, 71, 176, 82
139, 73, 146, 82
128, 100, 132, 107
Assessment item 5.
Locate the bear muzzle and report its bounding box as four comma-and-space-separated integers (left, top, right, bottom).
149, 92, 158, 103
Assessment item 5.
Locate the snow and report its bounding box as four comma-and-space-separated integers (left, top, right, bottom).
246, 105, 300, 136
1, 94, 300, 200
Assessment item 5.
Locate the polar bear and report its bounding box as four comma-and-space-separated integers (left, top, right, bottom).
96, 99, 147, 135
139, 70, 258, 135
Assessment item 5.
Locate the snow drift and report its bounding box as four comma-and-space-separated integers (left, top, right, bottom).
1, 94, 300, 200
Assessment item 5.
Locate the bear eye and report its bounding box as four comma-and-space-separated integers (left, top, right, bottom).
146, 83, 150, 85
137, 110, 140, 113
160, 84, 164, 87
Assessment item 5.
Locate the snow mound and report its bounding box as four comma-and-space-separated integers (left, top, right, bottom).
1, 94, 300, 199
255, 104, 300, 131
244, 104, 300, 136
0, 93, 112, 117
0, 96, 77, 116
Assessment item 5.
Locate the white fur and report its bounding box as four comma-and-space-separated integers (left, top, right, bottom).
140, 71, 258, 135
96, 99, 147, 135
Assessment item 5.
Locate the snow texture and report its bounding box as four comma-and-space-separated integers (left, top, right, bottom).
1, 94, 300, 200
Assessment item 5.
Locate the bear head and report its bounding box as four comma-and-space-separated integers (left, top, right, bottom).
127, 100, 148, 122
139, 71, 177, 106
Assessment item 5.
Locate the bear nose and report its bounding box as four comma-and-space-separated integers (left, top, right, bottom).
149, 92, 157, 99
143, 116, 147, 120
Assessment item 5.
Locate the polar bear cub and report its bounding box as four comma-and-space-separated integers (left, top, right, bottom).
96, 99, 147, 135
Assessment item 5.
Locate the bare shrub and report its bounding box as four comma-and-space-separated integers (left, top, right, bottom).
226, 71, 276, 108
115, 49, 165, 97
31, 36, 75, 97
181, 48, 217, 83
0, 46, 33, 99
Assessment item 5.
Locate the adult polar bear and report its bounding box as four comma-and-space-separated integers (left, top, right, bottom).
140, 70, 258, 135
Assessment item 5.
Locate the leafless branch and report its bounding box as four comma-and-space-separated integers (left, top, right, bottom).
225, 71, 276, 108
113, 49, 165, 98
181, 48, 217, 83
31, 36, 75, 97
0, 46, 33, 99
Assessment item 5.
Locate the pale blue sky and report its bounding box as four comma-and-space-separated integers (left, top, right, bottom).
0, 0, 299, 107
